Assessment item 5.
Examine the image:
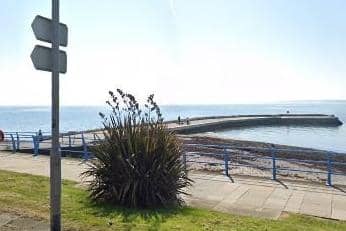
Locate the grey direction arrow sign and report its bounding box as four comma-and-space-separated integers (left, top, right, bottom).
31, 45, 67, 73
32, 15, 68, 46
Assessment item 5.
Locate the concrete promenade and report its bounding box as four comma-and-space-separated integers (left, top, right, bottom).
0, 151, 346, 224
185, 173, 346, 220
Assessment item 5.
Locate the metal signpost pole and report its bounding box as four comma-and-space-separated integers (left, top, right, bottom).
51, 0, 61, 230
30, 1, 67, 229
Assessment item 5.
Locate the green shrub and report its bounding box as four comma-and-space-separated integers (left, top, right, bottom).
83, 89, 192, 208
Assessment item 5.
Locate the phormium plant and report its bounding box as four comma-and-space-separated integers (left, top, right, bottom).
82, 89, 192, 208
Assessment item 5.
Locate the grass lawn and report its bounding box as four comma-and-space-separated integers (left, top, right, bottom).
0, 170, 345, 231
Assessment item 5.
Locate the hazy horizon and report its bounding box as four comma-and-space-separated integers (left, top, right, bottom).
0, 99, 346, 107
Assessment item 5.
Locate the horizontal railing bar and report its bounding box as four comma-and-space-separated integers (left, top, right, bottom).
275, 158, 327, 164
184, 143, 346, 155
332, 162, 346, 166
229, 155, 273, 160
60, 150, 91, 153
186, 160, 223, 165
185, 152, 273, 160
332, 172, 346, 176
229, 163, 272, 169
276, 168, 326, 174
185, 152, 224, 156
186, 152, 345, 166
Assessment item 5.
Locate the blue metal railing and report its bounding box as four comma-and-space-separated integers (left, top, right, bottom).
0, 131, 101, 159
1, 132, 51, 153
2, 131, 345, 186
183, 143, 346, 186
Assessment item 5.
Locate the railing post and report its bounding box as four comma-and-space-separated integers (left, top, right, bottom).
10, 134, 16, 153
59, 145, 63, 157
16, 132, 20, 150
183, 152, 187, 173
32, 135, 39, 156
82, 133, 88, 160
224, 147, 229, 176
37, 135, 40, 155
68, 134, 72, 148
271, 145, 277, 181
327, 152, 332, 186
32, 136, 35, 155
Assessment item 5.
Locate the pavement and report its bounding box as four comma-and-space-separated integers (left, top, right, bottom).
184, 173, 346, 220
0, 152, 86, 182
0, 151, 346, 230
0, 213, 49, 231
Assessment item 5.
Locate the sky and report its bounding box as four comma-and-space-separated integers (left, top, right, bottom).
0, 0, 346, 106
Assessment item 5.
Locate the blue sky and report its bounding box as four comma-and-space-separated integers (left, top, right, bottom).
1, 0, 346, 105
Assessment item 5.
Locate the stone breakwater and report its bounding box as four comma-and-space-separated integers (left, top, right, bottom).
166, 114, 343, 134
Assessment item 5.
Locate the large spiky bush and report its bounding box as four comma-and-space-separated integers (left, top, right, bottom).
83, 89, 191, 208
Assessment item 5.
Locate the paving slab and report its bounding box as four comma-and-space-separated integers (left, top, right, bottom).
213, 184, 249, 213
258, 208, 283, 219
332, 194, 346, 220
184, 197, 220, 210
300, 191, 332, 218
261, 188, 292, 210
215, 184, 249, 206
259, 188, 292, 219
231, 186, 274, 209
0, 213, 18, 227
212, 186, 275, 218
284, 190, 305, 213
187, 178, 239, 204
0, 216, 49, 231
0, 152, 87, 182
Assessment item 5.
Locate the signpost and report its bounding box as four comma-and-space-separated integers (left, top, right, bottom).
30, 1, 67, 230
31, 45, 67, 73
32, 15, 68, 47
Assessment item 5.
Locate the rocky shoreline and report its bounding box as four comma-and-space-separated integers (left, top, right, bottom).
180, 134, 346, 185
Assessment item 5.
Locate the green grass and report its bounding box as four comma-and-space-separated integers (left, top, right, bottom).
0, 170, 345, 231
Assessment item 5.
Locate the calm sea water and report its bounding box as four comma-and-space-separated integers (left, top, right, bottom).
0, 101, 345, 152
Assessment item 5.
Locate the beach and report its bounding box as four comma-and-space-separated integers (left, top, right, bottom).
181, 134, 346, 185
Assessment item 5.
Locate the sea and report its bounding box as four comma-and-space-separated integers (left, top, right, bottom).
0, 101, 345, 153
